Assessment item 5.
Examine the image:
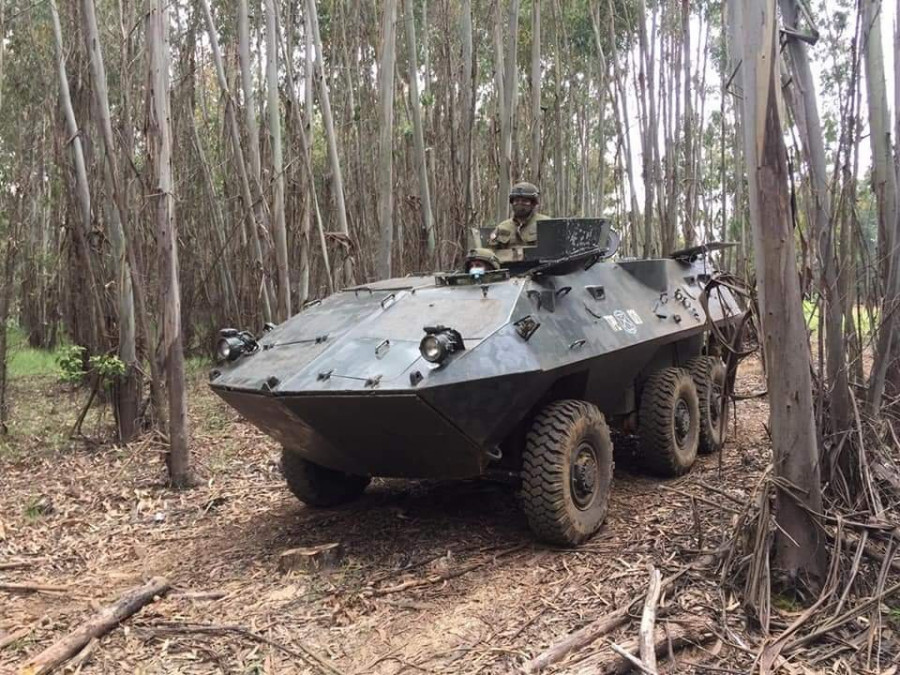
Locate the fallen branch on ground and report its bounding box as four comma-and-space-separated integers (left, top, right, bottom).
19, 576, 169, 675
639, 567, 662, 672
572, 617, 714, 675
169, 589, 227, 601
143, 622, 342, 675
368, 544, 526, 597
0, 582, 70, 594
523, 553, 721, 673
0, 561, 35, 571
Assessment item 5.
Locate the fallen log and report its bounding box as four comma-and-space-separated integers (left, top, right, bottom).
524, 552, 721, 673
0, 582, 70, 594
19, 576, 169, 675
525, 570, 687, 673
572, 618, 714, 675
638, 567, 662, 672
523, 605, 632, 673
170, 589, 228, 601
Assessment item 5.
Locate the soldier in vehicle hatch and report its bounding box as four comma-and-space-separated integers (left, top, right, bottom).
488, 181, 550, 248
463, 248, 501, 275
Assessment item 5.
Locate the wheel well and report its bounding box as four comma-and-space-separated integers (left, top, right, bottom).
636, 336, 705, 390
498, 371, 590, 471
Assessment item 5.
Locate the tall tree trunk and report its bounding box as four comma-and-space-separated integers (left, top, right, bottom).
199, 0, 273, 323
0, 0, 9, 435
681, 0, 695, 247
82, 0, 146, 442
863, 0, 900, 416
0, 211, 13, 435
238, 0, 274, 307
492, 5, 506, 221
278, 2, 332, 296
306, 0, 354, 285
375, 0, 398, 279
738, 0, 825, 585
48, 0, 103, 354
497, 0, 520, 222
459, 0, 475, 228
264, 0, 290, 320
779, 0, 852, 478
189, 114, 240, 320
148, 0, 191, 487
531, 0, 541, 181
403, 0, 435, 259
638, 0, 657, 257
300, 16, 315, 303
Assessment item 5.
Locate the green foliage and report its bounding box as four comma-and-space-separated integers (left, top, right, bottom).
89, 354, 126, 380
55, 346, 125, 384
56, 346, 88, 384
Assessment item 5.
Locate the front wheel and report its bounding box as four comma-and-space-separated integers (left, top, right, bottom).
281, 449, 370, 507
520, 400, 614, 546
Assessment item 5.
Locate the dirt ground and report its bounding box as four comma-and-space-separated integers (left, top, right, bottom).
0, 360, 794, 673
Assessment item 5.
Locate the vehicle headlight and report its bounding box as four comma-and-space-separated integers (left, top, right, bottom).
419, 326, 463, 364
215, 328, 259, 363
216, 335, 245, 362
420, 334, 448, 363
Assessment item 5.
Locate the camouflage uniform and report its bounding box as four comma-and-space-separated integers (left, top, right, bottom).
488, 212, 551, 248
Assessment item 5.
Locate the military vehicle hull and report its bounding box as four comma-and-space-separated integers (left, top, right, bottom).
210, 255, 740, 480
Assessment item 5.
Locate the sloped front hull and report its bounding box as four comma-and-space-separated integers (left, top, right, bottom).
213, 386, 489, 478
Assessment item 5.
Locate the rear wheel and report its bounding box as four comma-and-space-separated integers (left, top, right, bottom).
638, 368, 700, 476
686, 356, 728, 454
520, 400, 614, 546
281, 448, 370, 507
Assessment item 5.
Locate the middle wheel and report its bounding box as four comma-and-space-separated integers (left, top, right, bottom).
638, 367, 700, 476
520, 399, 614, 546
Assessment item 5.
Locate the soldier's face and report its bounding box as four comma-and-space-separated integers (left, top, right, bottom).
468, 261, 488, 273
511, 197, 536, 220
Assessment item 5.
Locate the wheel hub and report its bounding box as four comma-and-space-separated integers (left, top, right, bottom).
570, 442, 599, 509
674, 398, 692, 448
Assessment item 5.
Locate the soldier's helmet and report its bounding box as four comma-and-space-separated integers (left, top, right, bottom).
464, 247, 501, 272
509, 181, 540, 203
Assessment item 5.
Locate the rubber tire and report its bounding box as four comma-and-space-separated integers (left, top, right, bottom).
520, 400, 614, 546
638, 368, 700, 476
686, 356, 728, 455
281, 448, 371, 507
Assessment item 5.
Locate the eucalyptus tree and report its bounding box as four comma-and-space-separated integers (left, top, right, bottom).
497, 0, 521, 223
148, 0, 190, 487
81, 0, 147, 441
48, 0, 103, 353
862, 0, 900, 418
375, 0, 398, 279
778, 0, 852, 482
403, 0, 435, 259
199, 0, 272, 324
265, 0, 290, 320
306, 0, 354, 285
736, 0, 825, 584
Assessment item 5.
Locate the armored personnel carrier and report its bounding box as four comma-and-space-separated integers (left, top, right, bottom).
209, 219, 741, 545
